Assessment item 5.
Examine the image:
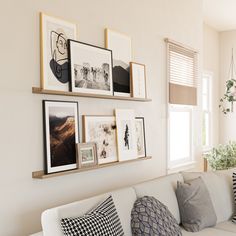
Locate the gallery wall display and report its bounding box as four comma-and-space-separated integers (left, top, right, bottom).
40, 13, 77, 91
77, 142, 98, 168
115, 109, 137, 161
135, 117, 146, 158
43, 100, 79, 173
83, 116, 118, 164
130, 62, 147, 99
69, 40, 113, 96
105, 28, 132, 97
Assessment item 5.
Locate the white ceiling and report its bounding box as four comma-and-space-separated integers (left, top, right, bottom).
203, 0, 236, 31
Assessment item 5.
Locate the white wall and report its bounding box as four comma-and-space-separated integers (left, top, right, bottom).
0, 0, 203, 235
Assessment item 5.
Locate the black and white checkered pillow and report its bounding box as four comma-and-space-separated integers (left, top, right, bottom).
61, 196, 124, 236
232, 173, 236, 223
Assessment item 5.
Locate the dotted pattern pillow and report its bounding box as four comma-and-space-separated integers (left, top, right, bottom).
131, 196, 182, 236
61, 195, 124, 236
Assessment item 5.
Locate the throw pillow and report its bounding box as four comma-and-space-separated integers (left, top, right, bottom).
232, 172, 236, 223
61, 195, 124, 236
176, 177, 217, 232
131, 196, 182, 236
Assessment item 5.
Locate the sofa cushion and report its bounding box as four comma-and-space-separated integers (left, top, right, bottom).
133, 173, 183, 224
176, 177, 216, 232
131, 196, 182, 236
182, 227, 236, 236
215, 220, 236, 233
182, 169, 235, 223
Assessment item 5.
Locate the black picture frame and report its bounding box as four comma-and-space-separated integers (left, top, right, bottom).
135, 117, 147, 158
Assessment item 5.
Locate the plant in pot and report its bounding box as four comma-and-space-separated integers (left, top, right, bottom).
205, 142, 236, 170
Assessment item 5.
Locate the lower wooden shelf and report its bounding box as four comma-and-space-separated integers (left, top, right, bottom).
32, 156, 152, 179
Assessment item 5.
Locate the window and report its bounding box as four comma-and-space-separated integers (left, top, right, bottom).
202, 72, 212, 150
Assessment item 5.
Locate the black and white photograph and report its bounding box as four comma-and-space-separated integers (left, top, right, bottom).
122, 120, 133, 150
43, 100, 79, 174
135, 117, 146, 157
69, 40, 113, 95
40, 13, 77, 91
105, 29, 132, 97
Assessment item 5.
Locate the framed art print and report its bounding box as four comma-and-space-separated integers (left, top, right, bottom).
115, 109, 137, 161
130, 62, 147, 98
135, 117, 146, 158
69, 40, 113, 96
43, 100, 79, 173
77, 142, 98, 168
83, 116, 118, 164
105, 28, 132, 97
40, 13, 77, 91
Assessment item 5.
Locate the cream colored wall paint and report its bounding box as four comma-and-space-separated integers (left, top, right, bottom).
0, 0, 203, 235
203, 24, 220, 147
219, 30, 236, 143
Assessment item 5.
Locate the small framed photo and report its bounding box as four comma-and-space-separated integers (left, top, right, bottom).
68, 40, 113, 96
77, 143, 98, 168
115, 109, 137, 161
135, 117, 147, 158
40, 13, 77, 91
43, 100, 79, 174
130, 62, 147, 98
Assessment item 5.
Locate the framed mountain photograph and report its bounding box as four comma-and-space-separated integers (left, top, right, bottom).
43, 100, 79, 174
105, 29, 132, 97
40, 13, 77, 91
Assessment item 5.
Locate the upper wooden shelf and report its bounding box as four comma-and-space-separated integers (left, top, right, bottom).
32, 156, 152, 179
32, 87, 152, 102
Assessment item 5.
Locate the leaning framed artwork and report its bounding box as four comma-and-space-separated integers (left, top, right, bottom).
69, 40, 113, 96
40, 13, 77, 91
105, 28, 132, 97
135, 117, 146, 158
43, 100, 79, 174
115, 109, 137, 161
83, 116, 118, 164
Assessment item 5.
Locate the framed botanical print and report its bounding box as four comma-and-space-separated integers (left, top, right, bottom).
69, 40, 113, 96
43, 100, 79, 173
115, 109, 137, 161
105, 28, 132, 97
83, 116, 118, 164
130, 62, 147, 98
77, 143, 98, 168
135, 117, 146, 158
40, 13, 77, 91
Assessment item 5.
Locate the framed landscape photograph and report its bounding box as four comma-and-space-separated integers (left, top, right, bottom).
115, 109, 137, 161
83, 116, 118, 164
43, 100, 79, 174
40, 13, 77, 91
77, 143, 98, 168
135, 117, 146, 158
69, 40, 113, 96
105, 28, 132, 97
130, 62, 147, 98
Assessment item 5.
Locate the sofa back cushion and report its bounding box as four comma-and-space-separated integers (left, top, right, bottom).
133, 173, 183, 224
41, 187, 136, 236
182, 168, 236, 223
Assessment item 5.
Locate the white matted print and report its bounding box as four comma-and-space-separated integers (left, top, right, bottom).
130, 62, 147, 98
115, 109, 137, 161
105, 29, 132, 97
43, 100, 79, 174
135, 117, 146, 158
69, 40, 113, 95
40, 13, 77, 91
83, 116, 117, 164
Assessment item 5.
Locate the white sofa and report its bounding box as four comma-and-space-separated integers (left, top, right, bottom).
31, 169, 236, 236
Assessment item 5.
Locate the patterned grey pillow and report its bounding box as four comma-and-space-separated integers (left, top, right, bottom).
131, 196, 182, 236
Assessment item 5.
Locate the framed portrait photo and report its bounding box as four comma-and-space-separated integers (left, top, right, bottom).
105, 28, 132, 97
40, 13, 77, 91
43, 100, 79, 174
83, 116, 118, 164
69, 40, 113, 96
77, 143, 98, 168
130, 62, 147, 98
135, 117, 146, 158
115, 109, 137, 161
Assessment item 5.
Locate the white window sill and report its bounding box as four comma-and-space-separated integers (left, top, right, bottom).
167, 161, 196, 174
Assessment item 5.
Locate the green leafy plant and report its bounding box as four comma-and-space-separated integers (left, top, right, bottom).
205, 142, 236, 170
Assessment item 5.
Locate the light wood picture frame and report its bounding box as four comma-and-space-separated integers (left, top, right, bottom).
130, 62, 147, 98
40, 12, 77, 91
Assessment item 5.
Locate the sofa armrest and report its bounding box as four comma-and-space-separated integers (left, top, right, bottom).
29, 232, 43, 236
